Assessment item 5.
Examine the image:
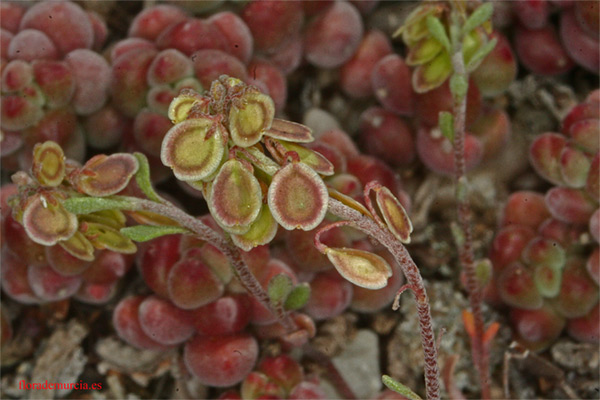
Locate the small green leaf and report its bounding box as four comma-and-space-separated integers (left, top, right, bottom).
63, 196, 136, 215
382, 375, 423, 400
268, 273, 293, 304
134, 152, 164, 203
284, 283, 311, 310
439, 111, 455, 144
462, 3, 494, 35
120, 225, 189, 242
426, 15, 450, 52
465, 37, 497, 73
449, 74, 468, 99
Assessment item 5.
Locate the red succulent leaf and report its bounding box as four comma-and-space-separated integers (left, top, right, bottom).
545, 187, 597, 225
529, 133, 567, 185
497, 261, 543, 310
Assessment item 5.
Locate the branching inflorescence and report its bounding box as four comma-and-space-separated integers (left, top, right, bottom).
8, 76, 441, 399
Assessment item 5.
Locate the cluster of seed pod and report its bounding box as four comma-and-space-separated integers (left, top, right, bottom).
162, 76, 332, 249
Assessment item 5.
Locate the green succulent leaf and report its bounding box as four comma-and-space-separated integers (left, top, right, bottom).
134, 152, 164, 203
120, 225, 189, 242
382, 375, 423, 400
439, 111, 455, 143
268, 273, 293, 304
58, 231, 95, 262
284, 283, 311, 311
465, 37, 497, 73
462, 2, 494, 35
426, 15, 451, 52
231, 203, 278, 251
63, 196, 136, 215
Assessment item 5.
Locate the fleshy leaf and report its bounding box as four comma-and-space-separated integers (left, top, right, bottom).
22, 194, 78, 246
426, 15, 450, 52
231, 204, 278, 251
382, 375, 423, 400
529, 133, 567, 185
412, 51, 452, 93
64, 196, 136, 215
77, 153, 139, 197
497, 261, 543, 310
167, 89, 207, 124
277, 141, 334, 176
134, 152, 164, 202
586, 153, 599, 201
58, 231, 95, 262
465, 37, 497, 73
268, 162, 328, 231
160, 117, 226, 181
558, 146, 591, 188
374, 186, 413, 244
120, 225, 189, 242
396, 4, 444, 46
462, 2, 494, 35
229, 91, 275, 147
268, 274, 293, 304
284, 283, 311, 310
81, 222, 137, 254
324, 247, 392, 289
31, 141, 65, 187
265, 118, 314, 143
209, 159, 262, 233
439, 111, 454, 143
522, 237, 566, 270
406, 36, 444, 67
533, 263, 562, 298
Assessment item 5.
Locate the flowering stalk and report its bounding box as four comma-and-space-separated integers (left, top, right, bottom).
328, 198, 440, 400
448, 6, 490, 399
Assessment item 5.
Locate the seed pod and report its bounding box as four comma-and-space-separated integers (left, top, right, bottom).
31, 141, 65, 187
324, 247, 392, 289
231, 204, 278, 251
229, 91, 275, 147
373, 185, 413, 243
161, 117, 226, 181
209, 159, 262, 234
268, 162, 328, 231
22, 194, 78, 246
77, 153, 139, 196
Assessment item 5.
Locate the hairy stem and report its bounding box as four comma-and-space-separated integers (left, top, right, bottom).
328, 199, 440, 400
450, 15, 490, 400
130, 198, 296, 332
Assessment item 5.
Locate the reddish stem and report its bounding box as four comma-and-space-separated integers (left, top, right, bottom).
450, 29, 491, 399
328, 198, 441, 400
